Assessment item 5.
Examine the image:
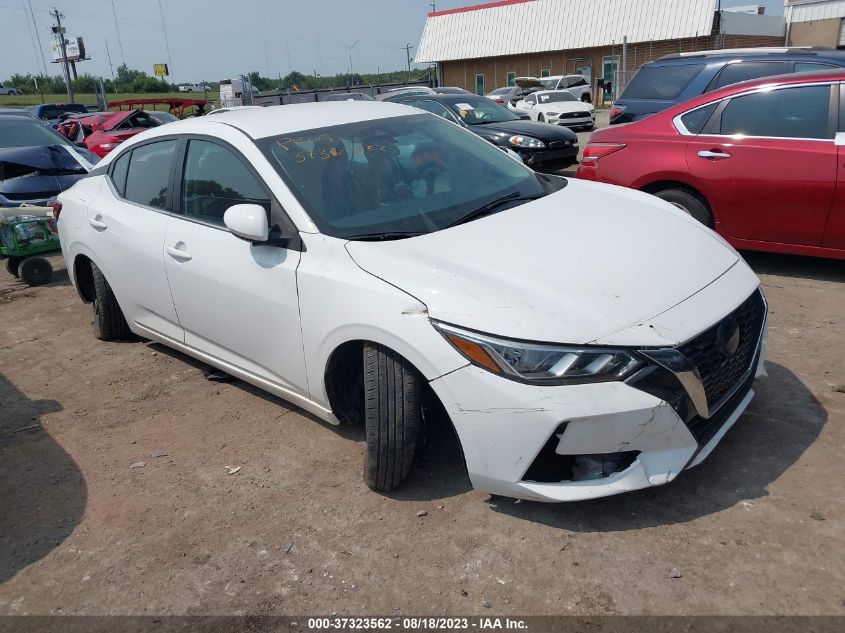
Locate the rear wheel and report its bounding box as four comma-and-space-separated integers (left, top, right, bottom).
5, 256, 21, 278
581, 93, 592, 103
19, 256, 52, 286
91, 263, 131, 340
362, 343, 421, 492
653, 188, 714, 228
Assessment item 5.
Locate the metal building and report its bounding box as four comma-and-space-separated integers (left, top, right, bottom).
415, 0, 786, 98
786, 0, 845, 47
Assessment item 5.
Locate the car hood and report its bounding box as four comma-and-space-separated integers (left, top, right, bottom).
0, 145, 93, 203
345, 179, 740, 345
472, 119, 578, 142
537, 102, 593, 114
514, 76, 544, 88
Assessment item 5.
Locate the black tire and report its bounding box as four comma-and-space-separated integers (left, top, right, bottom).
363, 343, 421, 492
581, 93, 592, 103
6, 256, 21, 278
19, 256, 52, 286
538, 113, 545, 123
653, 188, 714, 228
91, 262, 131, 340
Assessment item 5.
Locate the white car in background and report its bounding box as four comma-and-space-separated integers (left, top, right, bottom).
57, 103, 767, 502
178, 83, 211, 93
515, 90, 596, 129
539, 74, 593, 102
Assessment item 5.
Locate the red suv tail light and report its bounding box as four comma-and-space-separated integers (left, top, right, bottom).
609, 105, 626, 120
581, 143, 626, 166
52, 201, 62, 220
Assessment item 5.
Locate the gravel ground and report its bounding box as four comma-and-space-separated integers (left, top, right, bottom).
1, 196, 843, 616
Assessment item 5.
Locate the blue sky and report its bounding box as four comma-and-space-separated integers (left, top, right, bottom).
0, 0, 786, 82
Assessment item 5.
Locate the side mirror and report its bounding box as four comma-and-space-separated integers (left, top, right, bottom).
223, 203, 269, 242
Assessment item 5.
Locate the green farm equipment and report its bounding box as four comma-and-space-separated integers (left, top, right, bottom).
0, 206, 60, 286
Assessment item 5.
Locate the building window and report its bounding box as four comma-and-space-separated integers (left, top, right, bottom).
506, 72, 516, 87
540, 68, 550, 77
839, 18, 845, 48
475, 73, 485, 96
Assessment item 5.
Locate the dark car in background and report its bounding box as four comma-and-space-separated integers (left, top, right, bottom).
0, 112, 97, 207
391, 94, 578, 171
319, 92, 376, 102
28, 102, 90, 126
611, 47, 845, 125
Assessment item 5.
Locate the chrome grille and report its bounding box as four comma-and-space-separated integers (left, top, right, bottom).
678, 290, 766, 411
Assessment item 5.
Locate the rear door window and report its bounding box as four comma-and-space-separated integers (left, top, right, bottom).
620, 64, 705, 100
718, 84, 833, 140
124, 139, 178, 210
417, 100, 460, 123
711, 61, 788, 90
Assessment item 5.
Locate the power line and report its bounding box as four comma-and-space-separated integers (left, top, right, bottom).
157, 0, 173, 79
26, 0, 48, 75
110, 0, 126, 66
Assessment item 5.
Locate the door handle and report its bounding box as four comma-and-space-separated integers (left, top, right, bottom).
166, 243, 192, 262
88, 215, 107, 230
698, 149, 732, 160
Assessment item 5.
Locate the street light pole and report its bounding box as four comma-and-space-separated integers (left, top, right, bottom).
51, 7, 74, 102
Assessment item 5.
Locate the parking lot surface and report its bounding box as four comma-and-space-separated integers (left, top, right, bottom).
1, 247, 843, 616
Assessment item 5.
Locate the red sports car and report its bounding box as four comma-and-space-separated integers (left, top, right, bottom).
577, 70, 845, 260
57, 109, 161, 158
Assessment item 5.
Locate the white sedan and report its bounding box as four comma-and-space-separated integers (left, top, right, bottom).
515, 90, 596, 128
57, 102, 767, 502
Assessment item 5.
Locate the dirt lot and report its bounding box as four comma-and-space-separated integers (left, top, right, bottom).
1, 245, 844, 616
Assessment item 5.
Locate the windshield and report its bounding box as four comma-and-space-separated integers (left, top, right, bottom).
443, 97, 520, 125
0, 118, 71, 148
258, 114, 554, 239
536, 92, 577, 104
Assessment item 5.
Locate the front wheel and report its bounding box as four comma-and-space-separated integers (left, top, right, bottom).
538, 113, 545, 123
653, 188, 714, 228
363, 343, 421, 492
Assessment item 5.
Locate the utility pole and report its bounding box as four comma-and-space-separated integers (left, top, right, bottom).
403, 44, 414, 83
105, 39, 116, 83
51, 7, 74, 102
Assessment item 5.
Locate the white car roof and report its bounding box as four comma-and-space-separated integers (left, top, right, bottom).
134, 102, 419, 141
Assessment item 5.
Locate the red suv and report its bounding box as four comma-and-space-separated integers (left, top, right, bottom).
577, 70, 845, 260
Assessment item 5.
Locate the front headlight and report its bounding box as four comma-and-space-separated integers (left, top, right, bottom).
545, 112, 559, 117
508, 135, 545, 149
433, 322, 643, 385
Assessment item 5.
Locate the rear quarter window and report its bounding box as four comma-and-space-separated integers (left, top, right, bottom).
621, 64, 705, 100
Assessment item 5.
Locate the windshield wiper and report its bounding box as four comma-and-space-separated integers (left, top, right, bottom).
445, 192, 544, 229
345, 231, 424, 242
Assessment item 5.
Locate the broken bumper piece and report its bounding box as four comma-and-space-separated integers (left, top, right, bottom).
428, 353, 763, 503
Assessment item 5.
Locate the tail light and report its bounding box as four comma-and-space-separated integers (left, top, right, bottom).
609, 105, 626, 121
580, 143, 626, 166
494, 98, 505, 104
52, 201, 62, 220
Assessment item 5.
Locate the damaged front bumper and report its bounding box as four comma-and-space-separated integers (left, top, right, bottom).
428, 282, 768, 503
